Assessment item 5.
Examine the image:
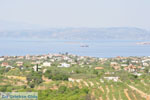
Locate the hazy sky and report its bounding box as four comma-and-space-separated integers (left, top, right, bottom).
0, 0, 150, 29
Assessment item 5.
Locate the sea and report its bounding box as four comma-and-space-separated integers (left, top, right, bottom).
0, 38, 150, 58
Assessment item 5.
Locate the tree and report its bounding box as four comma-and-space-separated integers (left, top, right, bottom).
0, 68, 5, 74
93, 70, 98, 75
27, 72, 43, 88
144, 68, 149, 73
58, 86, 67, 93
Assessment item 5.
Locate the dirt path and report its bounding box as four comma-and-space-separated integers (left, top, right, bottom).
106, 86, 110, 100
111, 85, 116, 100
98, 86, 104, 93
113, 95, 116, 100
83, 81, 89, 87
106, 86, 110, 93
99, 97, 103, 100
96, 82, 100, 85
89, 81, 94, 87
132, 92, 137, 100
68, 82, 73, 88
7, 76, 27, 83
91, 90, 95, 97
111, 85, 114, 92
141, 80, 148, 86
78, 82, 83, 88
128, 85, 150, 99
119, 91, 123, 100
124, 89, 131, 100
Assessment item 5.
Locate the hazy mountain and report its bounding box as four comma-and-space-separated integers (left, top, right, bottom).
0, 25, 150, 40
0, 21, 48, 31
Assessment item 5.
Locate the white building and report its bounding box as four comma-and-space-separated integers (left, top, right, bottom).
68, 78, 75, 82
42, 62, 51, 67
133, 72, 142, 76
0, 58, 4, 61
33, 65, 42, 71
63, 57, 70, 60
142, 59, 150, 62
58, 63, 70, 68
121, 64, 128, 67
68, 78, 82, 82
6, 65, 14, 69
131, 60, 139, 63
143, 63, 149, 67
43, 69, 47, 73
104, 77, 119, 82
110, 62, 118, 66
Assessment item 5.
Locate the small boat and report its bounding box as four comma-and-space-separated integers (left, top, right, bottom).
80, 45, 89, 47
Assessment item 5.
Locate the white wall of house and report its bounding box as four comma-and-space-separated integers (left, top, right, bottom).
143, 63, 149, 67
104, 77, 119, 82
0, 58, 4, 61
42, 62, 51, 67
58, 63, 70, 68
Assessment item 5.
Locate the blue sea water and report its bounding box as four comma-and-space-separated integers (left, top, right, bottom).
0, 39, 150, 57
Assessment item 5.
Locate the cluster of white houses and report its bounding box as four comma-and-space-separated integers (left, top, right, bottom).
0, 54, 150, 74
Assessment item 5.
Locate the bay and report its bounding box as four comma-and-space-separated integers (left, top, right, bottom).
0, 39, 150, 57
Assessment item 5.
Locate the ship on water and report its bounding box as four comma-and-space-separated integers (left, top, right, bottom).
80, 45, 89, 47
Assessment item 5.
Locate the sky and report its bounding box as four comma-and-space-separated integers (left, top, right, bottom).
0, 0, 150, 30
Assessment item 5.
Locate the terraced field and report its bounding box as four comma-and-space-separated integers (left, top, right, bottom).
37, 78, 148, 100
1, 73, 150, 100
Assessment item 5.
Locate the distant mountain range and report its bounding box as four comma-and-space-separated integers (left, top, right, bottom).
0, 22, 150, 40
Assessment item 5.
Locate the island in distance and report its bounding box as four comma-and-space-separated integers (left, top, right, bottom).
0, 26, 150, 40
136, 42, 150, 45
